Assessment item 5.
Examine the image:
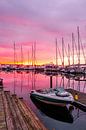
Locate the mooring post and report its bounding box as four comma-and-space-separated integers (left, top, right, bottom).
50, 75, 53, 88
0, 78, 3, 89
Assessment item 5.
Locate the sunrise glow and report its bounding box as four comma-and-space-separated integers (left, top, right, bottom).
0, 0, 86, 66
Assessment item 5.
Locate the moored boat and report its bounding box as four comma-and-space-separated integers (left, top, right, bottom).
30, 96, 74, 123
30, 87, 74, 106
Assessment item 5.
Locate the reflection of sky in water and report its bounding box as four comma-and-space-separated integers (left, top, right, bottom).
0, 71, 85, 98
0, 71, 86, 130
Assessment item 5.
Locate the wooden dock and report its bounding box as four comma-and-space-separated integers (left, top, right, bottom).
0, 89, 47, 130
66, 89, 86, 112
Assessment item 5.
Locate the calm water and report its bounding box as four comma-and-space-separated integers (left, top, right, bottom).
0, 71, 86, 130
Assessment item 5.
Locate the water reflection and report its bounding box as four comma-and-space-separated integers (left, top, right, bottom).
0, 71, 86, 130
0, 71, 86, 95
30, 95, 74, 123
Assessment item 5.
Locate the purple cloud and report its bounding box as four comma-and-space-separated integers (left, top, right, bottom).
0, 0, 86, 64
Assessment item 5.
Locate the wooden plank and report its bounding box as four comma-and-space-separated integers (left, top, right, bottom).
13, 95, 34, 130
11, 95, 29, 130
1, 91, 14, 130
14, 96, 47, 130
5, 91, 22, 130
0, 91, 7, 130
0, 90, 47, 130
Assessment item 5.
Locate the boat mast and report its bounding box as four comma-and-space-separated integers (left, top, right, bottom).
21, 45, 23, 65
72, 33, 74, 66
14, 42, 16, 65
56, 38, 58, 66
28, 50, 29, 65
80, 41, 86, 64
62, 37, 64, 67
77, 26, 80, 67
32, 43, 33, 67
33, 41, 36, 67
68, 44, 70, 66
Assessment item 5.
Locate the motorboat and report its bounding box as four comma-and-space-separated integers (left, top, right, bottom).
30, 96, 74, 123
30, 87, 74, 106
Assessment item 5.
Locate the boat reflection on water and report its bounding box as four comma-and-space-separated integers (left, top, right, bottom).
30, 95, 74, 123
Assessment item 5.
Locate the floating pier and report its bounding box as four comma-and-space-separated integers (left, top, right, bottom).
67, 89, 86, 112
0, 89, 47, 130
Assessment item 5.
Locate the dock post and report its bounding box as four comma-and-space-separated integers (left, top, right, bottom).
0, 78, 3, 89
50, 75, 53, 88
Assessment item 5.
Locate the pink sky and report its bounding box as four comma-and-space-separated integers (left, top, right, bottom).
0, 0, 86, 65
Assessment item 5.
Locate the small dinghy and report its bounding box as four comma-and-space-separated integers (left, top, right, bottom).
30, 87, 74, 106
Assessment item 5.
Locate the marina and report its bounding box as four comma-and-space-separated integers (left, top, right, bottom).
0, 71, 86, 130
0, 1, 86, 129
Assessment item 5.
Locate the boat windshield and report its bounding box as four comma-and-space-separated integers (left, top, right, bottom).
54, 87, 65, 92
55, 92, 70, 97
37, 88, 54, 94
54, 87, 70, 97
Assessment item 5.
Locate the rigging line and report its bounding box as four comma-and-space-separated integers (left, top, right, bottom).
57, 47, 63, 64
81, 42, 86, 64
72, 33, 78, 58
79, 37, 86, 64
64, 44, 68, 58
64, 43, 71, 65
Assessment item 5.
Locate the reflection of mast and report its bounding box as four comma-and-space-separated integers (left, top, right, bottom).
77, 80, 80, 92
62, 76, 64, 88
21, 72, 23, 93
68, 78, 70, 89
60, 77, 63, 87
72, 80, 74, 90
56, 75, 58, 87
13, 71, 16, 94
32, 72, 33, 89
28, 73, 29, 87
32, 72, 36, 90
83, 81, 86, 92
33, 73, 36, 90
59, 76, 64, 88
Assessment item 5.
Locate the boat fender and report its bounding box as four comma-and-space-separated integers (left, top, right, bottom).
74, 93, 78, 100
